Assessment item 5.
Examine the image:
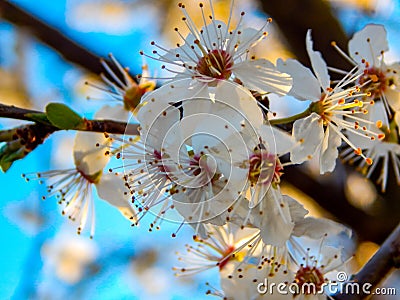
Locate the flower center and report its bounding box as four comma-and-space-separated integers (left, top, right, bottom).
359, 67, 387, 99
218, 245, 236, 270
273, 159, 284, 186
189, 154, 221, 183
77, 169, 102, 184
195, 48, 234, 80
153, 150, 168, 173
295, 266, 325, 294
310, 93, 364, 125
123, 81, 156, 111
248, 148, 275, 186
381, 120, 399, 144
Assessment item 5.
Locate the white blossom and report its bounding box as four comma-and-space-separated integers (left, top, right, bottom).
24, 132, 135, 237
88, 54, 155, 122
342, 102, 400, 192
142, 1, 292, 96
332, 24, 400, 126
278, 30, 384, 174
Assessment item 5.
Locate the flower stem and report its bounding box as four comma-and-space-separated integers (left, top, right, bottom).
269, 106, 312, 125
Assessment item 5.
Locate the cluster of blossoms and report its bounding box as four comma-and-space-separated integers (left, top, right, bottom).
26, 1, 400, 298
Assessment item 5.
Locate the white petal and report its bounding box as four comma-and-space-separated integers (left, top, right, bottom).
319, 245, 346, 271
306, 30, 330, 89
293, 217, 351, 239
141, 105, 180, 151
385, 88, 400, 111
73, 132, 110, 175
233, 59, 292, 95
199, 20, 228, 49
220, 262, 265, 300
369, 101, 389, 127
255, 188, 294, 247
172, 188, 232, 228
260, 124, 294, 155
234, 27, 262, 54
285, 195, 308, 223
214, 80, 264, 130
137, 79, 208, 132
161, 32, 201, 62
395, 112, 400, 135
95, 104, 130, 122
385, 62, 400, 111
320, 125, 341, 174
95, 173, 136, 221
277, 58, 321, 101
291, 113, 324, 164
348, 24, 388, 66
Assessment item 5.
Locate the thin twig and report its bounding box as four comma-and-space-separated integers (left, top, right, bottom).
0, 103, 138, 135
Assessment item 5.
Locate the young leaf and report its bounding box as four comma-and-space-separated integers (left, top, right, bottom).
0, 142, 25, 172
46, 103, 85, 130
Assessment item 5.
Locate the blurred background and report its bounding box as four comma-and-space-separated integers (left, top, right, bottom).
0, 0, 399, 299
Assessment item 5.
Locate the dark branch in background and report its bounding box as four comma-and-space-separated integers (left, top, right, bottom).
259, 0, 350, 71
0, 0, 104, 75
283, 165, 400, 243
334, 222, 400, 300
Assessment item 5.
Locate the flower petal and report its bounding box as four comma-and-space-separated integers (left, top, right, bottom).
320, 125, 341, 174
233, 59, 292, 95
138, 79, 208, 131
95, 104, 130, 122
95, 173, 136, 221
385, 88, 400, 112
348, 24, 388, 66
293, 217, 352, 239
291, 113, 324, 164
234, 27, 263, 54
306, 30, 330, 90
253, 188, 294, 247
396, 112, 400, 135
277, 58, 321, 101
214, 80, 264, 130
73, 132, 110, 175
286, 195, 309, 223
260, 124, 294, 155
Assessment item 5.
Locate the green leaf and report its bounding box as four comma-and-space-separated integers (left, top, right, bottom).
46, 103, 85, 130
0, 143, 25, 172
0, 160, 12, 172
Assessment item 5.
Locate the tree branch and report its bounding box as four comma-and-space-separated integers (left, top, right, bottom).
333, 222, 400, 299
0, 102, 138, 171
0, 103, 45, 123
0, 1, 104, 74
259, 0, 350, 71
283, 164, 400, 243
0, 103, 138, 135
